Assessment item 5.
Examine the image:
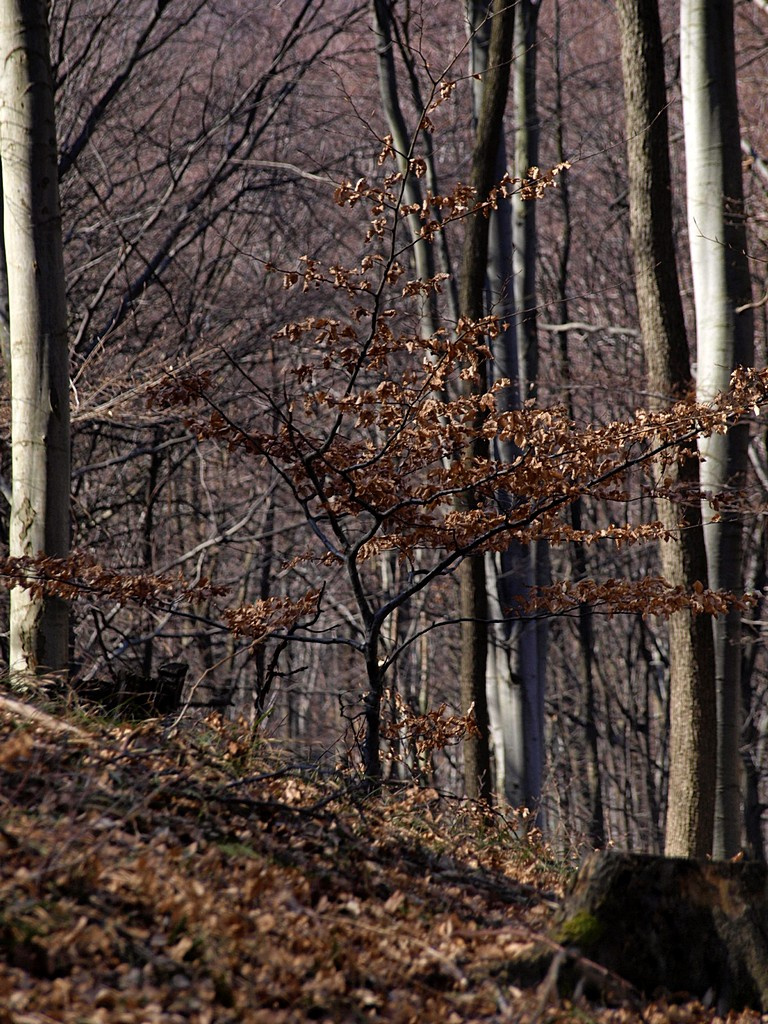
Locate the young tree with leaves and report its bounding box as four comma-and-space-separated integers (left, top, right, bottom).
125, 139, 764, 791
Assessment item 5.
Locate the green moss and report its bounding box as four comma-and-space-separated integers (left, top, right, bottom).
216, 841, 260, 861
552, 909, 604, 949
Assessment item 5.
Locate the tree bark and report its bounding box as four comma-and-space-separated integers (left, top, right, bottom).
458, 0, 516, 803
511, 0, 540, 401
553, 851, 768, 1013
1, 0, 70, 676
681, 0, 754, 857
511, 0, 547, 815
468, 0, 547, 816
461, 553, 492, 801
549, 0, 605, 847
467, 0, 520, 807
617, 0, 716, 857
371, 0, 439, 337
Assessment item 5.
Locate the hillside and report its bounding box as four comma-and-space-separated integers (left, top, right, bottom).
0, 690, 759, 1023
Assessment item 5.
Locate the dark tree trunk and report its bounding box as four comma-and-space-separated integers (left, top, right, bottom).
554, 851, 768, 1013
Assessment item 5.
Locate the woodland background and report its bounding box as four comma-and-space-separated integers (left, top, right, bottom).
2, 0, 768, 860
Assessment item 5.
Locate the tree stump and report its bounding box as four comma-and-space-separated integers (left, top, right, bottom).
77, 661, 187, 718
546, 851, 768, 1012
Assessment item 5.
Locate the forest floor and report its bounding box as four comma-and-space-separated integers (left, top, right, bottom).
0, 688, 762, 1024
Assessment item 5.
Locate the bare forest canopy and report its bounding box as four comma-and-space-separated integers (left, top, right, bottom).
0, 0, 768, 863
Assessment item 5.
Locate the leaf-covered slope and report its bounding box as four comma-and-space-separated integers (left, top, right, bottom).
0, 693, 759, 1023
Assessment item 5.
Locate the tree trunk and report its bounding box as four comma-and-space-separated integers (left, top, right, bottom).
551, 0, 604, 847
0, 166, 9, 375
553, 851, 768, 1013
511, 0, 547, 816
371, 0, 439, 337
468, 0, 547, 816
681, 0, 754, 857
458, 0, 515, 803
1, 0, 70, 676
362, 646, 384, 785
511, 0, 540, 402
617, 0, 716, 857
467, 1, 517, 806
461, 553, 492, 801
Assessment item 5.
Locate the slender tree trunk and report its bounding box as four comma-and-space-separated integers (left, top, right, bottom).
0, 166, 9, 375
468, 0, 525, 808
381, 4, 460, 324
741, 519, 767, 860
458, 0, 515, 803
681, 0, 753, 858
468, 0, 547, 816
362, 652, 383, 784
511, 0, 539, 401
461, 553, 492, 800
1, 0, 70, 676
371, 0, 439, 337
512, 0, 547, 816
140, 426, 162, 681
618, 0, 720, 857
551, 0, 605, 847
617, 0, 716, 857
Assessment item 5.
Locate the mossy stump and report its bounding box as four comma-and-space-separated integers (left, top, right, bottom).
519, 851, 768, 1012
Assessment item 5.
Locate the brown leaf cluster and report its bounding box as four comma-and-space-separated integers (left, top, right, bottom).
138, 309, 768, 630
523, 577, 756, 620
177, 355, 768, 574
0, 553, 225, 606
223, 591, 321, 645
334, 149, 570, 248
380, 690, 481, 763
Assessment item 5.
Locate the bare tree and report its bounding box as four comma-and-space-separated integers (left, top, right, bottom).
1, 0, 70, 674
681, 0, 754, 857
617, 0, 716, 857
41, 0, 364, 693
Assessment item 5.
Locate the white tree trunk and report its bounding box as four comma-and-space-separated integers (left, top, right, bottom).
681, 0, 754, 857
1, 0, 70, 675
467, 0, 546, 814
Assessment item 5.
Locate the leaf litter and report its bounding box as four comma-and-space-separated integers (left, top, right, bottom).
0, 691, 761, 1024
